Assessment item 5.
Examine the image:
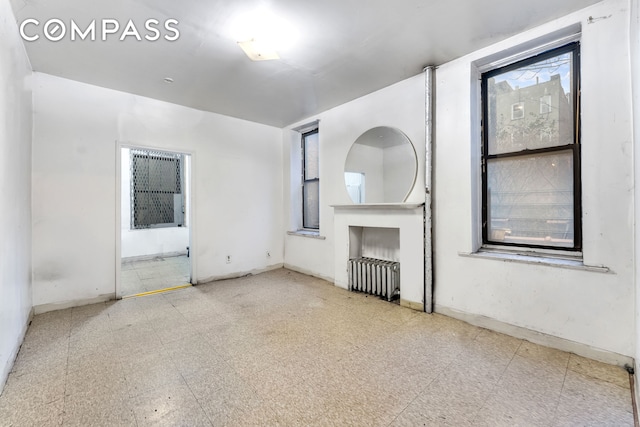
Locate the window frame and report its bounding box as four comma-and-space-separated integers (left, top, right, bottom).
511, 102, 525, 120
480, 42, 582, 252
540, 94, 552, 114
301, 128, 319, 230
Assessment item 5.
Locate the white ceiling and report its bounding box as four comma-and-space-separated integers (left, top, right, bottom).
10, 0, 601, 127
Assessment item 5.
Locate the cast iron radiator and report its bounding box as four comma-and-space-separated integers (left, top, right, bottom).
348, 257, 400, 302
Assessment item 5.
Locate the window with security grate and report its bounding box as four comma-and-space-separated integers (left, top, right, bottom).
130, 149, 184, 229
481, 42, 581, 250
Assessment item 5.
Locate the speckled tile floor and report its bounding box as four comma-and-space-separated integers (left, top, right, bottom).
121, 255, 190, 296
0, 268, 634, 426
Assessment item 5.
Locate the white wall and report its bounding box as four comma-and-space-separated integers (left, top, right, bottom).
0, 0, 33, 391
32, 73, 284, 311
120, 147, 189, 259
631, 0, 640, 405
361, 227, 400, 262
434, 0, 635, 360
284, 75, 426, 281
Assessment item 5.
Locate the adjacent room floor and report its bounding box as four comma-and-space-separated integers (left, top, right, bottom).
0, 268, 634, 426
120, 254, 190, 297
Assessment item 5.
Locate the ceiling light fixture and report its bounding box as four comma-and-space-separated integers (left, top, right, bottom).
237, 39, 280, 61
163, 77, 174, 83
230, 8, 298, 61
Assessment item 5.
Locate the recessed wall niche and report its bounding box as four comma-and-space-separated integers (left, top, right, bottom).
349, 226, 401, 301
349, 226, 400, 261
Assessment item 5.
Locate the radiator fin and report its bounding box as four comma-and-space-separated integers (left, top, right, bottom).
348, 257, 400, 302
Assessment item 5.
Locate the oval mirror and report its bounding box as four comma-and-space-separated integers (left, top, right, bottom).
344, 126, 417, 203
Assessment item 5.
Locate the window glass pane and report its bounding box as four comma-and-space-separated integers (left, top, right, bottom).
540, 95, 551, 114
304, 132, 319, 180
487, 51, 574, 155
487, 150, 574, 248
511, 102, 524, 120
303, 180, 319, 229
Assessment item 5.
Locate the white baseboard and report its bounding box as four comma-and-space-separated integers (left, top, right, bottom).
34, 293, 114, 315
283, 264, 334, 283
197, 263, 284, 285
401, 299, 424, 311
436, 305, 633, 367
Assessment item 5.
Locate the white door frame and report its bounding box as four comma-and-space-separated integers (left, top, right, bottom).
115, 141, 197, 299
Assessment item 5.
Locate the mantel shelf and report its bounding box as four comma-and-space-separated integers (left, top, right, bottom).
331, 203, 424, 210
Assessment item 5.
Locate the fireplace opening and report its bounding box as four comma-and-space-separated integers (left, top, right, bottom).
348, 226, 400, 302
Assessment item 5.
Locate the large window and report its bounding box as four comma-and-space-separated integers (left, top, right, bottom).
302, 129, 319, 229
481, 42, 581, 250
131, 149, 184, 229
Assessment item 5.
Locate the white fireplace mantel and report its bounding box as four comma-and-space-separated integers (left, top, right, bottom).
332, 203, 425, 311
330, 203, 425, 210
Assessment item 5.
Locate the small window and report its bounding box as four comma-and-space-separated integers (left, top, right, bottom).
302, 129, 319, 229
540, 95, 552, 114
511, 102, 524, 120
131, 149, 184, 229
481, 42, 581, 250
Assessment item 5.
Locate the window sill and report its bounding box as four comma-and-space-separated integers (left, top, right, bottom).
287, 230, 326, 240
458, 248, 611, 274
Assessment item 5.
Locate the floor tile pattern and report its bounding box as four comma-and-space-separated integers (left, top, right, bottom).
121, 255, 190, 296
0, 268, 634, 426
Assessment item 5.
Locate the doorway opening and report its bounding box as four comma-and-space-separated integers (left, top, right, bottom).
118, 146, 193, 298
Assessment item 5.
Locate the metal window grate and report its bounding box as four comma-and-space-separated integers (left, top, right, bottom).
481, 42, 581, 251
131, 149, 184, 229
